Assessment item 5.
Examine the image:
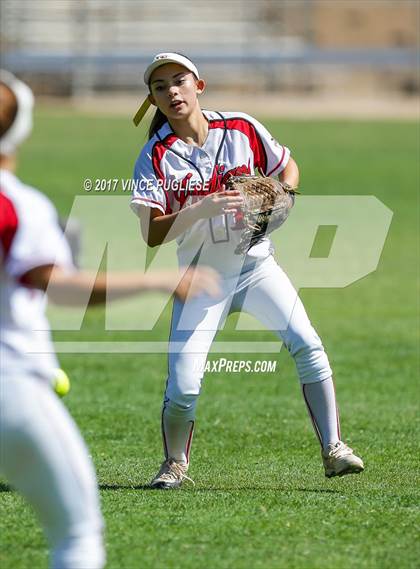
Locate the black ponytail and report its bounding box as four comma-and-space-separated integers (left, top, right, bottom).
148, 107, 167, 140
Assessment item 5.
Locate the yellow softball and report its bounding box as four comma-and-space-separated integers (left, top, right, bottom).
53, 368, 71, 397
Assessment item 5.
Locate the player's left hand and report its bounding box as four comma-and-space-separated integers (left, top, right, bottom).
197, 188, 244, 218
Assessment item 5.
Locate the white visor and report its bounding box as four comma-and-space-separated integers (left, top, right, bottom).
0, 70, 34, 156
144, 52, 199, 85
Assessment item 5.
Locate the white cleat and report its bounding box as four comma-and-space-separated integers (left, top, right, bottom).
322, 441, 364, 478
150, 458, 194, 489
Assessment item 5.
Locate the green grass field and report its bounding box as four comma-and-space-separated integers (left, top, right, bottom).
1, 111, 419, 568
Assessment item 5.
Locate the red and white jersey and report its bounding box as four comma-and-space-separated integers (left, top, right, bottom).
131, 111, 290, 273
0, 169, 74, 382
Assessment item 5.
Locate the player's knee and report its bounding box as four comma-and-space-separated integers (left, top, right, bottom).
296, 347, 332, 384
165, 368, 203, 408
286, 330, 332, 384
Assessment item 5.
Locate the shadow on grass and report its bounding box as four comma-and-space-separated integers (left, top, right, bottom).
192, 486, 342, 493
98, 483, 342, 494
0, 481, 344, 494
99, 483, 152, 491
296, 487, 341, 494
0, 481, 153, 492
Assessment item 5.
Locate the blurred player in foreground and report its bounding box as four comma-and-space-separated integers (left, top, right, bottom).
130, 53, 364, 489
0, 70, 220, 569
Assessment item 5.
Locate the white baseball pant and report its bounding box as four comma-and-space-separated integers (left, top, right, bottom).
162, 255, 333, 461
0, 374, 105, 569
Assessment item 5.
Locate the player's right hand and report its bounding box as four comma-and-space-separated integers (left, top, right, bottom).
197, 189, 244, 218
175, 267, 221, 301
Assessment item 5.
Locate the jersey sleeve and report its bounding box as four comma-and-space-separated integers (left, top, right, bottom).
243, 113, 291, 177
130, 146, 168, 216
4, 191, 74, 280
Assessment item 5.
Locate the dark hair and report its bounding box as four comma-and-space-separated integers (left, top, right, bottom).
148, 107, 167, 140
0, 82, 18, 138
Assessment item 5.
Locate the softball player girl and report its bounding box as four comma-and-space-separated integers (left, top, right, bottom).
131, 53, 364, 488
0, 71, 219, 568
